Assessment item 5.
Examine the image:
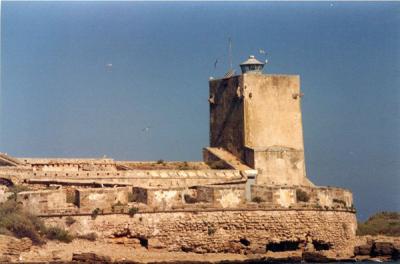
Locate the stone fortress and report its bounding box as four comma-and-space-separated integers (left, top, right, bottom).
0, 55, 356, 259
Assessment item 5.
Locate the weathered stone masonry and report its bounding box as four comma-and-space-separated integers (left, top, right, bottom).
44, 210, 356, 255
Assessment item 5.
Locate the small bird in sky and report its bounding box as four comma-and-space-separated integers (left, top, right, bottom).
106, 63, 113, 72
142, 126, 151, 133
214, 59, 218, 69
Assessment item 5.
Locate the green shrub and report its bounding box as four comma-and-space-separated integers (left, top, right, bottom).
357, 211, 400, 236
128, 207, 139, 218
332, 198, 346, 207
207, 226, 216, 236
184, 194, 197, 204
178, 161, 191, 170
127, 192, 135, 202
296, 189, 310, 202
7, 185, 31, 200
0, 200, 45, 244
65, 216, 76, 226
208, 160, 227, 169
111, 201, 125, 212
156, 159, 165, 165
0, 199, 74, 244
252, 196, 264, 203
45, 227, 73, 243
91, 208, 101, 219
0, 227, 13, 236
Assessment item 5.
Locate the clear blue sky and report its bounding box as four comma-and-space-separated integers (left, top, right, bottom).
1, 1, 399, 220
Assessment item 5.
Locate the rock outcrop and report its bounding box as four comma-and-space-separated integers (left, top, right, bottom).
354, 235, 399, 260
0, 234, 32, 261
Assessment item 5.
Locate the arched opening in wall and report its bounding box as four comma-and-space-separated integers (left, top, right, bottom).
139, 237, 148, 249
240, 238, 251, 247
266, 241, 300, 252
0, 178, 14, 187
312, 240, 331, 251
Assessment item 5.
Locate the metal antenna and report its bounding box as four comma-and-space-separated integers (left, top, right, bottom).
228, 37, 233, 70
222, 37, 235, 79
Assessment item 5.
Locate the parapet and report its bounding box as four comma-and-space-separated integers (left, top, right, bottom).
131, 184, 246, 209
251, 185, 354, 210
14, 183, 354, 217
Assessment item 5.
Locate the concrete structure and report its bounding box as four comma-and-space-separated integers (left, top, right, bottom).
0, 55, 356, 259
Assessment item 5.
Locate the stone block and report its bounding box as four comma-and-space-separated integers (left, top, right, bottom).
17, 190, 70, 214
76, 187, 130, 211
72, 252, 111, 262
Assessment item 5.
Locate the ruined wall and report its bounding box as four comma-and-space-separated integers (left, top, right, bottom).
44, 210, 357, 257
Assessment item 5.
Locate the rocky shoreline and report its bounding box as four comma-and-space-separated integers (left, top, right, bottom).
0, 234, 398, 263
353, 235, 399, 262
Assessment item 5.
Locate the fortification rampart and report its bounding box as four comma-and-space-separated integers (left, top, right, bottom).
42, 210, 356, 257
14, 185, 354, 216
0, 167, 244, 187
251, 185, 353, 209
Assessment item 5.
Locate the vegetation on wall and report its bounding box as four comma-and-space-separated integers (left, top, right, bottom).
357, 211, 400, 236
91, 208, 101, 219
65, 216, 76, 226
0, 199, 73, 244
7, 184, 31, 200
128, 206, 139, 217
296, 189, 310, 202
252, 196, 264, 203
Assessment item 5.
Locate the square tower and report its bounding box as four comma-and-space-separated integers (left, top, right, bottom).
208, 68, 311, 187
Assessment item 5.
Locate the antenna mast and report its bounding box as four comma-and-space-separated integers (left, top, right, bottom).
228, 37, 233, 70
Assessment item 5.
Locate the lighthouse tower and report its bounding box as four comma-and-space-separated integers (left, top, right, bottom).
207, 55, 312, 186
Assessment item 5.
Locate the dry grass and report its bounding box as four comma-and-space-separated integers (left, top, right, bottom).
0, 187, 73, 244
357, 211, 400, 236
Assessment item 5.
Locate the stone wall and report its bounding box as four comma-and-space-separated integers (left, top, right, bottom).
0, 167, 244, 187
16, 190, 75, 215
75, 187, 130, 211
245, 147, 310, 186
44, 210, 357, 257
131, 185, 247, 210
209, 76, 245, 160
251, 185, 353, 209
20, 158, 117, 172
15, 184, 354, 216
132, 187, 188, 209
196, 185, 246, 208
209, 74, 310, 187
